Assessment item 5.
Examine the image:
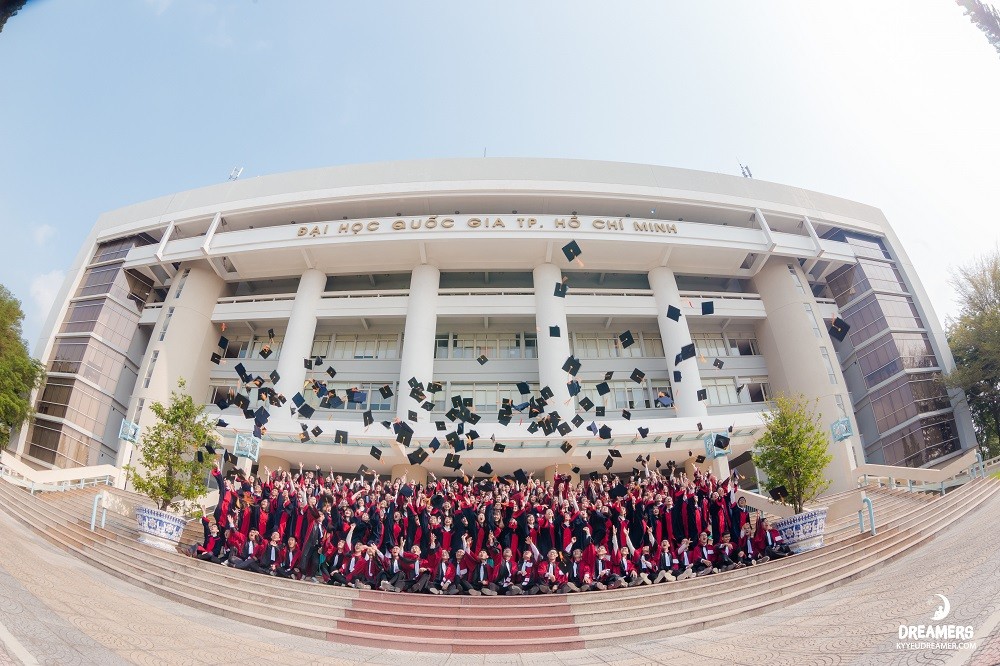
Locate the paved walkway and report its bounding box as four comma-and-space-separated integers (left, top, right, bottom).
1, 493, 999, 665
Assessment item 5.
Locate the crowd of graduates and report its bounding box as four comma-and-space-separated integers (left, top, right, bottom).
192, 460, 792, 594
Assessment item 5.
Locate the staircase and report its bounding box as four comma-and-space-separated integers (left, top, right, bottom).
0, 477, 995, 654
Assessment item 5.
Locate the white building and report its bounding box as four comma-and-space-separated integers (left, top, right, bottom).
13, 159, 977, 492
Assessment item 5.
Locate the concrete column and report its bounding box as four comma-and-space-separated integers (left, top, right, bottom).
533, 264, 572, 409
274, 269, 327, 400
391, 464, 428, 486
710, 454, 731, 481
257, 455, 291, 475
397, 264, 440, 421
235, 456, 253, 475
649, 267, 707, 419
752, 259, 860, 493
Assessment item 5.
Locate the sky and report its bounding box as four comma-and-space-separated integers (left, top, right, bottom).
1, 1, 998, 353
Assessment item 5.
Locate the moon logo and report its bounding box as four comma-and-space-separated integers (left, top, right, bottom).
931, 594, 951, 621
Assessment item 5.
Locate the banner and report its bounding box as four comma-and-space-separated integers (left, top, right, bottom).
233, 433, 261, 462
118, 419, 140, 444
831, 417, 853, 442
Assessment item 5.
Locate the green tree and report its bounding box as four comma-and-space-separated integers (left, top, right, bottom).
752, 393, 833, 514
124, 378, 215, 511
945, 251, 1000, 459
0, 285, 44, 452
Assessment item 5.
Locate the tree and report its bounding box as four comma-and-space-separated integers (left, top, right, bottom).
124, 378, 215, 512
752, 393, 833, 514
945, 251, 1000, 459
0, 285, 44, 452
956, 0, 1000, 59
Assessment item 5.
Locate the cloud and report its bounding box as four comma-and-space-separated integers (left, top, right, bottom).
29, 270, 64, 325
32, 224, 55, 246
144, 0, 173, 16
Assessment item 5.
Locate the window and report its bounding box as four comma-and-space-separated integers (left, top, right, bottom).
223, 338, 250, 359
158, 307, 174, 341
523, 333, 537, 359
804, 304, 821, 338
49, 337, 128, 393
91, 238, 137, 264
76, 264, 122, 298
249, 336, 282, 359
857, 332, 937, 388
311, 336, 331, 358
701, 378, 739, 406
873, 413, 959, 467
869, 373, 952, 434
321, 382, 394, 411
842, 294, 923, 345
332, 334, 398, 360
435, 335, 450, 359
174, 269, 191, 298
820, 347, 837, 384
578, 381, 650, 410
434, 333, 536, 359
448, 383, 529, 413
143, 351, 158, 389
788, 265, 806, 294
573, 333, 649, 359
36, 378, 114, 435
827, 258, 908, 306
692, 333, 727, 358
738, 378, 770, 403
134, 398, 145, 423
727, 334, 759, 356
207, 384, 238, 406
643, 334, 664, 357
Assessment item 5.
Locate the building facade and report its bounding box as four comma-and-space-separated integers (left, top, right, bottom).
12, 159, 977, 493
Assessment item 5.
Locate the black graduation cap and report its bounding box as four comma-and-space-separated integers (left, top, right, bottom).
498, 413, 512, 425
560, 440, 573, 453
630, 368, 645, 384
769, 485, 789, 501
399, 484, 414, 498
557, 422, 572, 436
379, 385, 393, 399
638, 426, 649, 439
357, 464, 371, 476
675, 352, 683, 365
609, 449, 622, 458
666, 305, 682, 321
695, 455, 706, 464
334, 430, 348, 444
541, 420, 555, 436
429, 437, 442, 452
217, 335, 228, 349
466, 411, 481, 425
540, 386, 554, 400
571, 466, 581, 474
562, 356, 581, 376
595, 406, 606, 417
398, 431, 414, 449
493, 441, 506, 453
427, 420, 443, 432
444, 453, 461, 470
673, 370, 682, 383
300, 422, 310, 432
713, 358, 724, 370
477, 354, 489, 365
513, 469, 528, 484
697, 422, 703, 432
234, 362, 250, 382
478, 462, 494, 475
549, 325, 561, 337
554, 282, 568, 298
572, 414, 584, 428
447, 430, 461, 447
303, 358, 313, 370
714, 434, 730, 450
259, 347, 273, 359
233, 393, 251, 410
829, 317, 851, 342
363, 410, 374, 427
610, 484, 628, 499
622, 409, 631, 420
349, 390, 367, 404
586, 450, 593, 459
427, 381, 443, 393
298, 404, 316, 419
242, 408, 255, 420
407, 410, 418, 422
407, 447, 429, 466
527, 421, 540, 434
215, 419, 228, 428
421, 401, 434, 411
579, 396, 594, 412
214, 398, 230, 411
618, 330, 635, 348
266, 328, 275, 341
603, 456, 614, 470
561, 240, 582, 262
326, 366, 337, 379
728, 424, 734, 433
697, 388, 708, 401
589, 470, 600, 480
291, 393, 306, 408
224, 450, 236, 464
253, 406, 269, 426
210, 352, 222, 365
313, 356, 324, 367
311, 425, 323, 438
264, 369, 278, 384
680, 343, 696, 361
196, 450, 204, 463
369, 446, 382, 461
596, 382, 610, 396
516, 381, 531, 395
701, 301, 714, 315
665, 437, 672, 448
599, 425, 612, 439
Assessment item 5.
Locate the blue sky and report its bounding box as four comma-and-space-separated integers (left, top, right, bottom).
1, 1, 999, 352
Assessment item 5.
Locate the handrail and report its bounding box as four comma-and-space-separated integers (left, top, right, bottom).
0, 451, 119, 491
854, 449, 979, 486
678, 290, 762, 302
90, 492, 108, 531
858, 496, 875, 536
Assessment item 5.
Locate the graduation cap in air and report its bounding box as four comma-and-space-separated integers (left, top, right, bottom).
349, 389, 367, 404
714, 433, 730, 450
579, 396, 594, 412
334, 430, 348, 444
444, 453, 462, 470
326, 366, 337, 379
311, 425, 323, 438
210, 352, 222, 365
586, 450, 593, 459
215, 419, 228, 428
769, 485, 789, 501
224, 450, 237, 465
610, 484, 628, 499
369, 446, 382, 461
513, 469, 529, 484
571, 466, 581, 474
596, 382, 610, 396
562, 356, 582, 376
429, 437, 442, 452
540, 386, 554, 400
259, 346, 272, 359
630, 368, 645, 384
217, 335, 228, 349
637, 426, 649, 439
498, 412, 512, 426
214, 398, 230, 411
434, 420, 446, 431
478, 462, 494, 475
609, 448, 622, 458
675, 352, 683, 365
680, 343, 696, 361
493, 440, 506, 453
599, 425, 612, 439
527, 421, 540, 434
561, 240, 582, 262
557, 422, 572, 436
242, 408, 255, 420
554, 282, 568, 298
233, 393, 251, 410
829, 317, 851, 342
357, 464, 372, 476
362, 410, 374, 427
379, 385, 393, 399
618, 330, 635, 348
445, 407, 460, 422
407, 410, 418, 422
665, 437, 672, 448
253, 406, 269, 426
666, 305, 682, 321
399, 484, 414, 498
595, 406, 606, 417
303, 358, 313, 369
656, 393, 674, 408
298, 403, 316, 419
621, 409, 631, 421
697, 389, 708, 401
603, 455, 614, 470
266, 328, 275, 342
407, 447, 429, 466
234, 363, 251, 383
549, 325, 561, 337
427, 381, 443, 393
421, 401, 434, 412
695, 455, 706, 464
701, 301, 714, 315
477, 354, 489, 365
313, 356, 324, 367
728, 424, 734, 433
673, 370, 682, 383
697, 422, 703, 432
447, 430, 461, 447
541, 419, 555, 436
516, 381, 531, 395
560, 440, 573, 453
713, 358, 724, 370
572, 414, 584, 428
265, 369, 279, 384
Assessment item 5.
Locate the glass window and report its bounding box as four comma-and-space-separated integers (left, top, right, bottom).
310, 336, 331, 358
788, 265, 806, 294
738, 378, 770, 403
857, 332, 937, 388
727, 334, 760, 356
643, 334, 664, 357
92, 237, 137, 263
174, 268, 191, 299
701, 378, 738, 406
143, 351, 158, 389
692, 333, 727, 358
158, 307, 174, 341
223, 338, 250, 359
523, 333, 537, 359
435, 334, 450, 359
820, 347, 837, 384
842, 294, 923, 345
249, 336, 281, 359
872, 412, 959, 467
578, 380, 650, 410
804, 304, 821, 338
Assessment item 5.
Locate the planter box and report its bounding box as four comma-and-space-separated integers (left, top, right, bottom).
774, 507, 828, 554
135, 506, 187, 552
